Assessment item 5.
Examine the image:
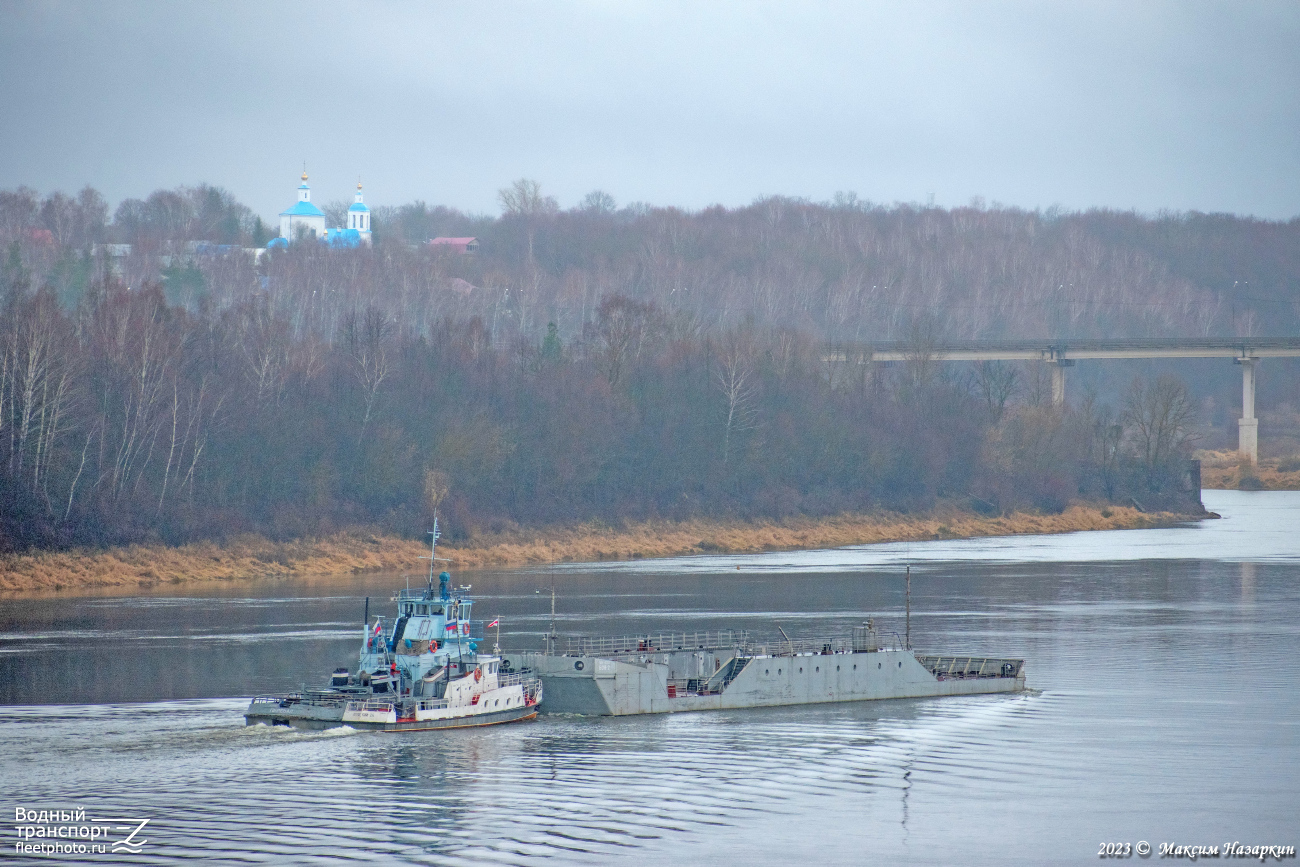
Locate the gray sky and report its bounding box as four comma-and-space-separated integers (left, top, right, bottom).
2, 1, 1297, 221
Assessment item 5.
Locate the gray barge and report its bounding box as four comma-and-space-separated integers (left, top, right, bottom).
509, 624, 1024, 716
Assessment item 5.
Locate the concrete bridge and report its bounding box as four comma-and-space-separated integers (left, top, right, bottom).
828, 338, 1300, 465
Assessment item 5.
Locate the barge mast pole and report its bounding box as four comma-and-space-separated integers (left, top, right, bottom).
905, 565, 911, 651
549, 584, 557, 653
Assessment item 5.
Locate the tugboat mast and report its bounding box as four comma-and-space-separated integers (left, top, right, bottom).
420, 513, 450, 596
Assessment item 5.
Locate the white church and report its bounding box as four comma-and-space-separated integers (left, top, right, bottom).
275, 171, 371, 247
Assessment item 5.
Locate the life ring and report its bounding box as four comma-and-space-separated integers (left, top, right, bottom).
429, 640, 438, 652
473, 668, 483, 682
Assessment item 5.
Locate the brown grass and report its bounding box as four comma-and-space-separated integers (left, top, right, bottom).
1197, 449, 1300, 491
0, 504, 1197, 597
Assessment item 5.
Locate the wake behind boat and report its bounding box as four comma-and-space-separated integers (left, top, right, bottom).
245, 521, 542, 732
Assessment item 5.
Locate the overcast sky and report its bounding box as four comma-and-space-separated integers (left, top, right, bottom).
2, 1, 1297, 221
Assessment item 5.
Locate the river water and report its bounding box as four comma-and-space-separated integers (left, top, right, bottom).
1, 490, 1297, 865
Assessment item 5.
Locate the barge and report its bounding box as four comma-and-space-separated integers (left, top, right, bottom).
509, 623, 1024, 716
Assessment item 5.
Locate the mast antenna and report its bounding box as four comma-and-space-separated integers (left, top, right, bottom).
419, 511, 451, 594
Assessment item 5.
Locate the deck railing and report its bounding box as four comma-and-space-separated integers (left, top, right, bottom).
346, 699, 397, 713
557, 628, 916, 658
564, 630, 754, 656
915, 655, 1023, 679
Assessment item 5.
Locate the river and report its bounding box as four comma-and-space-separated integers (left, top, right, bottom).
2, 490, 1297, 865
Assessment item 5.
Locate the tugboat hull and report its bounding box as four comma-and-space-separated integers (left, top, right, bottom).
244, 665, 543, 732
244, 703, 538, 732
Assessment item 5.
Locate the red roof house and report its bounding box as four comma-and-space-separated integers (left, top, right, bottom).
428, 237, 479, 253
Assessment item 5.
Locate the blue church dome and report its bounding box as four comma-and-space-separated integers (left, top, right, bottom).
280, 200, 327, 218
323, 228, 362, 248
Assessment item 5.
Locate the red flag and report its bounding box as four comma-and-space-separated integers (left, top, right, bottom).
487, 619, 499, 628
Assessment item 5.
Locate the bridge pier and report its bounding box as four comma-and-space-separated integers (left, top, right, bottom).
1236, 356, 1258, 465
1050, 359, 1075, 407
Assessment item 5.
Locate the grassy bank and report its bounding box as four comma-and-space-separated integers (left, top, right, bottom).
1198, 450, 1300, 491
0, 504, 1199, 596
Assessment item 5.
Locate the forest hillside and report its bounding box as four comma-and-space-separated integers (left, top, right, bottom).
1, 182, 1292, 552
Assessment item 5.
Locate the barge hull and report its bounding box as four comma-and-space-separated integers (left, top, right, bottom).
512, 648, 1024, 716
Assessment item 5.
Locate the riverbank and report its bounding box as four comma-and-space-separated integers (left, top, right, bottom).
1197, 450, 1300, 491
0, 503, 1201, 596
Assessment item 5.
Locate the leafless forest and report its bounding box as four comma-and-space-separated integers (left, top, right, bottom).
1, 182, 1294, 552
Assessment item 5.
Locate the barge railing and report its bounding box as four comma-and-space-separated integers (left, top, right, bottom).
563, 630, 753, 656
559, 629, 912, 658
915, 655, 1024, 679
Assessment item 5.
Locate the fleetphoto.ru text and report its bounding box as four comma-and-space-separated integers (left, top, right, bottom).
13, 807, 150, 858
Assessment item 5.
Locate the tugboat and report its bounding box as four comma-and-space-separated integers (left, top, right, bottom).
245, 521, 542, 731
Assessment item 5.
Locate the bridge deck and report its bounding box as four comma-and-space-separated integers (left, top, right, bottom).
828, 337, 1300, 362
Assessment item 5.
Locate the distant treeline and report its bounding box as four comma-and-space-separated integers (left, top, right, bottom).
1, 270, 1202, 552
2, 180, 1299, 346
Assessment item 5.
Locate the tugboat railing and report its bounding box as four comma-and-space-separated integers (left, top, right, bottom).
346, 699, 397, 713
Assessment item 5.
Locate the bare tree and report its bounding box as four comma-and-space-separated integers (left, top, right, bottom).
1089, 404, 1125, 500
900, 319, 940, 397
84, 282, 182, 503
3, 289, 75, 504
342, 306, 391, 444
1123, 375, 1197, 489
156, 376, 217, 514
423, 468, 451, 515
40, 192, 79, 247
715, 337, 758, 465
234, 298, 290, 408
498, 179, 558, 217
498, 179, 558, 267
0, 187, 39, 243
593, 295, 658, 388
578, 190, 617, 214
971, 360, 1019, 421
